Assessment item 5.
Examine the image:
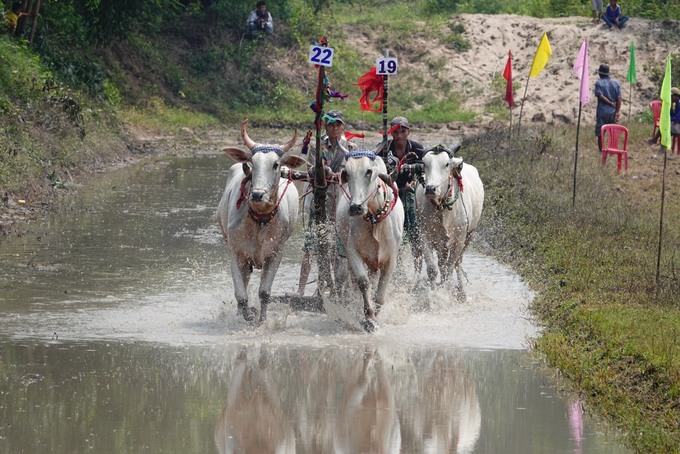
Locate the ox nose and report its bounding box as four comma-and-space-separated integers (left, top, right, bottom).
349, 203, 364, 216
251, 190, 266, 202
425, 186, 436, 196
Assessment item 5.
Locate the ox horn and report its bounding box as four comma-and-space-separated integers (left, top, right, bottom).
241, 120, 257, 150
281, 129, 298, 153
374, 140, 388, 156
378, 173, 393, 185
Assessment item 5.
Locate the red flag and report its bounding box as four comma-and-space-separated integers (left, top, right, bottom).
343, 131, 365, 140
378, 124, 400, 136
354, 67, 384, 112
503, 50, 514, 108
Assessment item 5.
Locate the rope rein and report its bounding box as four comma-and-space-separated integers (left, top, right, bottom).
237, 174, 295, 226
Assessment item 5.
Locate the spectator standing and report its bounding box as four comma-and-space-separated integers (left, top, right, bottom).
591, 0, 603, 23
247, 1, 273, 35
594, 64, 622, 151
601, 0, 629, 29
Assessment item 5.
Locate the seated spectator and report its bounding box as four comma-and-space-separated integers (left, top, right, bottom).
601, 0, 629, 30
247, 1, 273, 35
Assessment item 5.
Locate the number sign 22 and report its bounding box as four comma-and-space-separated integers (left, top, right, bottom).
376, 57, 398, 75
308, 45, 334, 67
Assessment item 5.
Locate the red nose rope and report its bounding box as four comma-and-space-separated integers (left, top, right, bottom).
436, 174, 464, 211
339, 179, 399, 225
369, 181, 400, 225
236, 174, 295, 226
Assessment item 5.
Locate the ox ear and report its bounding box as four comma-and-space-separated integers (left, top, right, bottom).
281, 155, 308, 169
450, 157, 464, 175
223, 147, 253, 163
340, 169, 348, 184
451, 143, 462, 156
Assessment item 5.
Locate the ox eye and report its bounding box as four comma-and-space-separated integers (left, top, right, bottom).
366, 169, 372, 177
273, 162, 279, 170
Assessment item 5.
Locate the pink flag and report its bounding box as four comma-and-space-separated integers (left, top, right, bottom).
572, 39, 590, 105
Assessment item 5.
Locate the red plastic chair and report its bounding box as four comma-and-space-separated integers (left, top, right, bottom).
650, 100, 662, 141
601, 124, 629, 173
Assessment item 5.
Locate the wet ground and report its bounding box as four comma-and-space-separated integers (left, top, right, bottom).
0, 154, 628, 453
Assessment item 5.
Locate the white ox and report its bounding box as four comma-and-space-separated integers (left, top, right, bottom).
217, 121, 307, 323
415, 145, 484, 297
336, 150, 404, 332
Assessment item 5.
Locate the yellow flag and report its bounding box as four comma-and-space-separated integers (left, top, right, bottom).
660, 54, 672, 149
530, 33, 552, 78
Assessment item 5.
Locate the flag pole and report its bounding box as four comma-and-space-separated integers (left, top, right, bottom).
517, 76, 530, 136
655, 53, 672, 291
573, 39, 588, 208
628, 83, 632, 121
509, 106, 513, 140
627, 40, 636, 121
573, 102, 582, 208
656, 148, 667, 290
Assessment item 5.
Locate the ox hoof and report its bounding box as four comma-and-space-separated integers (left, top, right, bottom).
239, 305, 257, 322
361, 318, 379, 333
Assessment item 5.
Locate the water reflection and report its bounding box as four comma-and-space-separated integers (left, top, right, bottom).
0, 341, 626, 454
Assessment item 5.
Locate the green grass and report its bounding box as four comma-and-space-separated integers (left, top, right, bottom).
467, 123, 680, 452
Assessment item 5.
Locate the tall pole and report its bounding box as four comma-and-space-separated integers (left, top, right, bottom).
312, 43, 331, 293
382, 49, 389, 145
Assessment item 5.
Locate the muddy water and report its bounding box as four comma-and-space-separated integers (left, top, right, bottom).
0, 155, 627, 453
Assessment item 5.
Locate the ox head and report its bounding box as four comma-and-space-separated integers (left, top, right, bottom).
223, 120, 306, 210
422, 144, 464, 202
340, 150, 391, 217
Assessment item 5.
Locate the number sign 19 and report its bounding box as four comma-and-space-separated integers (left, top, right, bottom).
376, 57, 398, 75
308, 45, 334, 67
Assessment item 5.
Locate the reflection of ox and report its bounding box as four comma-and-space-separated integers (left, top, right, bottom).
214, 348, 296, 454
415, 145, 484, 297
336, 150, 404, 332
396, 351, 481, 454
333, 349, 401, 453
217, 121, 306, 323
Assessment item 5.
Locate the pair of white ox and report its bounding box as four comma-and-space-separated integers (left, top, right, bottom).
217, 122, 484, 332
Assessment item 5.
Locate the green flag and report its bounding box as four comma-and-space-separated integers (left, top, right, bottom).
660, 54, 672, 149
626, 41, 636, 84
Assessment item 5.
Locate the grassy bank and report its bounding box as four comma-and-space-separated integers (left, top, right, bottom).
0, 36, 129, 214
466, 122, 680, 452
